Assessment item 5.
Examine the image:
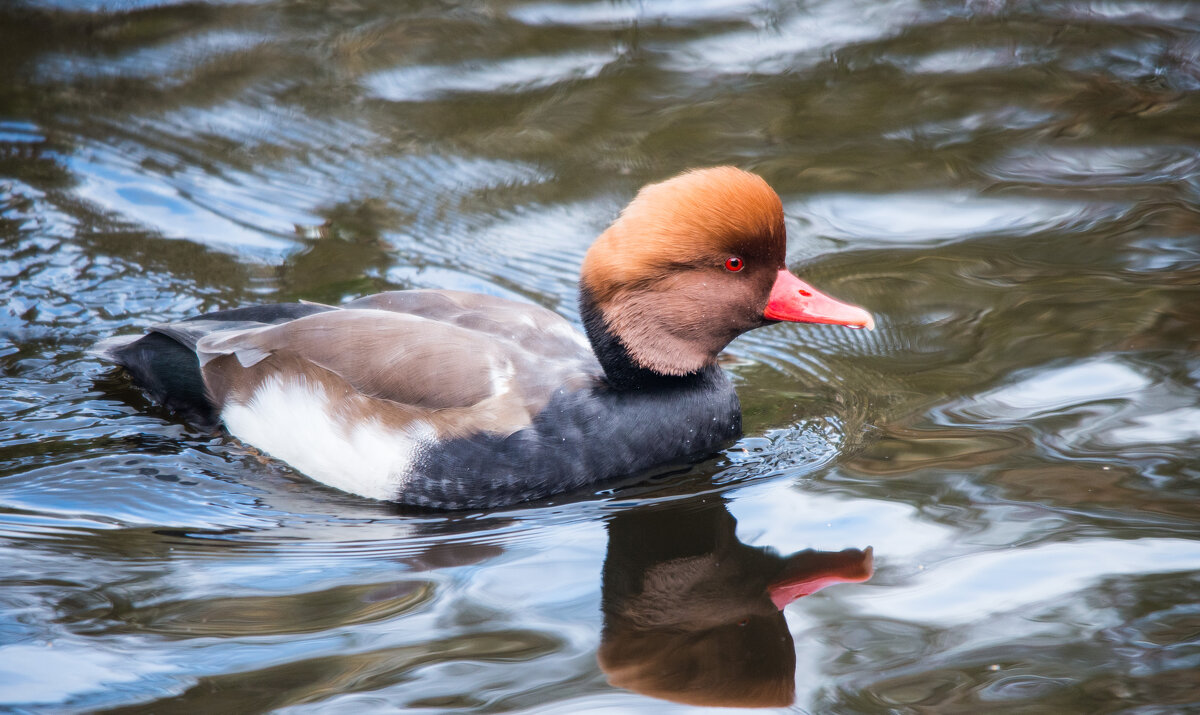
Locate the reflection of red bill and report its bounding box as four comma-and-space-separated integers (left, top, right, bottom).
767, 546, 874, 610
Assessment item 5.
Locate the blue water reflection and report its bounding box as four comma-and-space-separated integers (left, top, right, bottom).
1, 0, 1199, 711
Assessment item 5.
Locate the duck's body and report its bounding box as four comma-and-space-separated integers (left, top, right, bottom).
98, 168, 872, 509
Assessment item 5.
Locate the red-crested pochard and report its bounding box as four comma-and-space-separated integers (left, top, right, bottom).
97, 167, 873, 509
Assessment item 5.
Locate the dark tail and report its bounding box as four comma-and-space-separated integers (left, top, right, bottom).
97, 331, 219, 428
94, 302, 336, 429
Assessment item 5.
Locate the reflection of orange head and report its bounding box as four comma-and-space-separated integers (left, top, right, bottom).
598, 612, 796, 708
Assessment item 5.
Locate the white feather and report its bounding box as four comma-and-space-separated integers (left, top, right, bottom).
195, 328, 272, 368
221, 376, 434, 500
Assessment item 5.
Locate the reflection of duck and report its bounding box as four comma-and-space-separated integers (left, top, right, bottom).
96, 168, 872, 509
598, 500, 873, 708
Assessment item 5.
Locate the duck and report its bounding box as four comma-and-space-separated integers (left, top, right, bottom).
96, 167, 874, 509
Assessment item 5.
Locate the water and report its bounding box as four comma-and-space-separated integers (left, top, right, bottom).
2, 0, 1199, 711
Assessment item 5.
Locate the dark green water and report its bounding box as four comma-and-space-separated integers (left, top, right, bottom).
2, 0, 1199, 712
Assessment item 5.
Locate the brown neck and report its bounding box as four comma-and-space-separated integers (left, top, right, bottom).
579, 287, 718, 390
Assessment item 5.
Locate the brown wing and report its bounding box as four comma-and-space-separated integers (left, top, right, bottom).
195, 295, 599, 438
343, 290, 593, 362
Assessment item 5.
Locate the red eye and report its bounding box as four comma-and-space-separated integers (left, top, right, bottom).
724, 256, 744, 272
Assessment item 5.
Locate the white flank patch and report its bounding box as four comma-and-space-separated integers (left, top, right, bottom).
221, 377, 433, 500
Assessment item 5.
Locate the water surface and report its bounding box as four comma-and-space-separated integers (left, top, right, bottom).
2, 0, 1199, 712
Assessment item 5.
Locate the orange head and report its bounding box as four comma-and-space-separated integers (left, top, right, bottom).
581, 167, 873, 379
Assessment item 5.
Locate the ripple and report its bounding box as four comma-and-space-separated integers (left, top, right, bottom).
0, 453, 282, 532
719, 418, 844, 485
65, 580, 437, 638
962, 357, 1151, 421
940, 353, 1200, 464
68, 147, 296, 259
0, 643, 172, 706
1105, 407, 1200, 446
509, 0, 763, 26
0, 120, 45, 144
34, 30, 268, 86
1060, 1, 1200, 24
854, 538, 1200, 625
988, 146, 1200, 188
728, 484, 946, 558
663, 0, 922, 75
364, 51, 619, 102
906, 46, 1044, 75
791, 192, 1129, 247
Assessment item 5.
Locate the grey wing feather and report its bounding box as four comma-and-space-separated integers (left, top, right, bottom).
196, 309, 580, 411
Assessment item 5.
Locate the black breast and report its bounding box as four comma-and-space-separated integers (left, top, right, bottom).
399, 366, 741, 509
